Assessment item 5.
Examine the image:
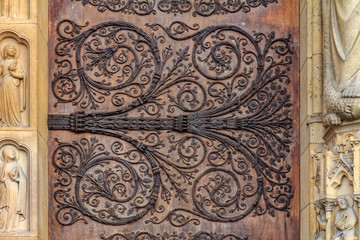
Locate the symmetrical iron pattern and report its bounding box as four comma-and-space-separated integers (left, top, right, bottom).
100, 231, 249, 240
72, 0, 156, 15
70, 0, 278, 15
49, 20, 295, 227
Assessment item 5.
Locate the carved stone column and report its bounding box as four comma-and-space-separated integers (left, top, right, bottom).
352, 138, 360, 195
0, 0, 48, 239
323, 199, 335, 240
300, 0, 326, 239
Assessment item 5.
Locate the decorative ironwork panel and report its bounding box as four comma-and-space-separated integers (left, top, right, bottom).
100, 231, 249, 240
48, 1, 299, 239
70, 0, 278, 16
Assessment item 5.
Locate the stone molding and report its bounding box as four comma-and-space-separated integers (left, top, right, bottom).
0, 0, 47, 239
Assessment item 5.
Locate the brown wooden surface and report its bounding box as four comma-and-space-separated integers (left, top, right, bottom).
48, 1, 300, 239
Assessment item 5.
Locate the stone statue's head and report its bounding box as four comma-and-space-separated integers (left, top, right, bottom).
314, 201, 325, 214
1, 146, 18, 162
337, 195, 349, 210
3, 45, 16, 59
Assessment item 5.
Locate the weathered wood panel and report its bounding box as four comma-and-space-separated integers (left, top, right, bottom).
48, 1, 300, 239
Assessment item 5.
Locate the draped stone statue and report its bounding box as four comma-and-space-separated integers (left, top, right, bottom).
314, 202, 326, 240
331, 0, 360, 96
323, 0, 360, 125
331, 195, 358, 240
0, 44, 26, 127
0, 145, 27, 232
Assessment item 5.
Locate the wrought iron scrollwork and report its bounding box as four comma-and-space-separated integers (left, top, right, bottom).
70, 0, 278, 16
192, 0, 278, 16
52, 137, 160, 225
100, 231, 249, 240
70, 0, 156, 15
158, 0, 192, 14
50, 20, 295, 227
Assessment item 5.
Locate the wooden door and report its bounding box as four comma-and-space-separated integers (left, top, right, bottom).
48, 1, 300, 239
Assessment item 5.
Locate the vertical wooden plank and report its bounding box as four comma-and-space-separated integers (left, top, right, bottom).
48, 1, 300, 239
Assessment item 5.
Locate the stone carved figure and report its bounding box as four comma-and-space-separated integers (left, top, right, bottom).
323, 0, 360, 125
0, 44, 26, 127
0, 145, 27, 232
314, 202, 327, 240
331, 195, 358, 240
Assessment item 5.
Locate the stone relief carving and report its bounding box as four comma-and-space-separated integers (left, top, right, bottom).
313, 133, 355, 197
328, 140, 354, 194
314, 202, 327, 240
0, 45, 26, 127
332, 195, 358, 240
314, 196, 359, 240
313, 145, 326, 199
323, 0, 360, 125
0, 0, 30, 19
0, 140, 29, 233
0, 145, 27, 232
312, 127, 360, 239
0, 33, 29, 127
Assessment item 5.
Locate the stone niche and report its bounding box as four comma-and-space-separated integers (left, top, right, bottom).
0, 31, 30, 128
0, 138, 29, 235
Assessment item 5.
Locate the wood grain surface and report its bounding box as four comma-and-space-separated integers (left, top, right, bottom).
48, 1, 300, 239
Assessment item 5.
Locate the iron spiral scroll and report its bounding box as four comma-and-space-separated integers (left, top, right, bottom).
70, 0, 278, 16
49, 19, 295, 227
100, 231, 249, 240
